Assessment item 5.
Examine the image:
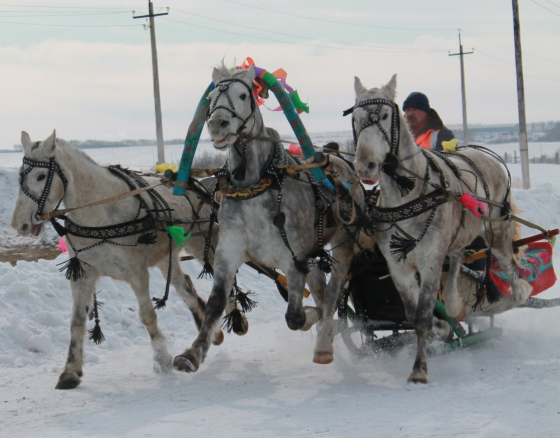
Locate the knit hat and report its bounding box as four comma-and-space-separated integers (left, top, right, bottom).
323, 141, 339, 153
403, 92, 431, 113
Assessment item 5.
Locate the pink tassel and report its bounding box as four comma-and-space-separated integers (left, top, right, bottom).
57, 236, 68, 254
459, 192, 488, 218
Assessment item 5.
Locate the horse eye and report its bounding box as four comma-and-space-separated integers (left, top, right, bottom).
382, 113, 389, 121
37, 174, 46, 181
239, 93, 247, 101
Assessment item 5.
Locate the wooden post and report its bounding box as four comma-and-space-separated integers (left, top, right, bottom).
449, 30, 473, 146
134, 1, 168, 165
512, 0, 531, 189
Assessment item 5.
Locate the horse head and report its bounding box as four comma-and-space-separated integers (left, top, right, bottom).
352, 74, 399, 183
207, 62, 260, 151
11, 130, 67, 237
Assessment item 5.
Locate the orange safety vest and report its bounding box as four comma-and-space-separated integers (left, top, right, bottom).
415, 129, 439, 150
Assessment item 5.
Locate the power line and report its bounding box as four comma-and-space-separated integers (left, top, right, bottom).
529, 0, 560, 17
544, 0, 560, 8
170, 8, 445, 53
164, 17, 448, 53
223, 0, 454, 32
0, 19, 141, 27
461, 30, 560, 63
0, 4, 133, 9
467, 57, 560, 83
476, 49, 560, 79
0, 11, 131, 18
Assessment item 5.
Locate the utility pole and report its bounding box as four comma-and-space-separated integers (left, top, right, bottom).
449, 30, 473, 146
134, 1, 168, 165
512, 0, 531, 189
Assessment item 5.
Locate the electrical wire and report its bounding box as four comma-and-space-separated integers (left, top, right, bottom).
0, 11, 131, 18
529, 0, 560, 17
223, 0, 455, 32
467, 57, 560, 83
476, 49, 560, 79
164, 17, 449, 53
0, 19, 141, 27
170, 8, 445, 53
461, 30, 560, 64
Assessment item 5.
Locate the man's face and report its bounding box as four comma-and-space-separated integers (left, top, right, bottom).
404, 107, 429, 131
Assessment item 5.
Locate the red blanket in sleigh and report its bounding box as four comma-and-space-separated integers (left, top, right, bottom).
490, 241, 556, 297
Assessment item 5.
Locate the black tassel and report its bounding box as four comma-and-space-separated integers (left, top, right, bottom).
152, 296, 168, 309
137, 232, 157, 245
221, 308, 245, 334
231, 156, 247, 181
50, 219, 67, 237
88, 292, 105, 344
389, 230, 417, 262
57, 256, 89, 281
235, 289, 257, 313
293, 256, 310, 275
390, 172, 416, 197
315, 249, 337, 274
88, 319, 105, 345
485, 277, 502, 304
88, 300, 104, 320
198, 260, 214, 279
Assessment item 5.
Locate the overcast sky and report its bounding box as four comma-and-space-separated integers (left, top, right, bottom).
0, 0, 559, 148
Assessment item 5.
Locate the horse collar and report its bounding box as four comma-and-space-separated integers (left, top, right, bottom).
218, 142, 285, 200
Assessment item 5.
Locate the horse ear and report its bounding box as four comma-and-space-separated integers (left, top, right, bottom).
21, 131, 33, 155
354, 77, 367, 96
212, 58, 230, 85
41, 130, 57, 156
233, 64, 255, 86
383, 74, 397, 100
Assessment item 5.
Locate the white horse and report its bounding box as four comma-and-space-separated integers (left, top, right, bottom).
11, 131, 232, 389
171, 63, 365, 373
351, 75, 531, 383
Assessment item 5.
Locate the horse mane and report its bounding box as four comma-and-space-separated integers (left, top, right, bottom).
214, 60, 233, 79
55, 138, 101, 167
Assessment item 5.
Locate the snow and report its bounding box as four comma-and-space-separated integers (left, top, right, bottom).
1, 142, 560, 437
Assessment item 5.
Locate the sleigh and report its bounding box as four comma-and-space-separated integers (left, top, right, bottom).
338, 230, 560, 356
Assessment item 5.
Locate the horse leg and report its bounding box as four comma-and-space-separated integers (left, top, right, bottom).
284, 268, 311, 331
173, 246, 243, 373
56, 273, 99, 390
305, 265, 326, 310
313, 238, 353, 364
408, 259, 445, 384
223, 275, 250, 336
129, 270, 173, 373
442, 250, 467, 319
156, 258, 225, 345
491, 223, 532, 305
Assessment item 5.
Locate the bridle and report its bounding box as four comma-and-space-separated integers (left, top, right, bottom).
207, 78, 258, 139
344, 98, 415, 196
19, 156, 68, 222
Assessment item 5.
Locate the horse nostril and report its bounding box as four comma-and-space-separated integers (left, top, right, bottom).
22, 223, 29, 232
220, 120, 230, 128
367, 162, 376, 171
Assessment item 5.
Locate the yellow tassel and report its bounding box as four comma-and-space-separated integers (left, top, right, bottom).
442, 138, 458, 152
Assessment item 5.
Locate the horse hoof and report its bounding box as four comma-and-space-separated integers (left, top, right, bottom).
407, 372, 429, 384
213, 329, 225, 345
285, 310, 306, 331
55, 371, 81, 390
173, 353, 199, 373
313, 351, 334, 365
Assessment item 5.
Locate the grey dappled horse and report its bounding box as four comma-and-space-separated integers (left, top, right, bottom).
11, 131, 232, 389
172, 63, 364, 373
352, 75, 531, 384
